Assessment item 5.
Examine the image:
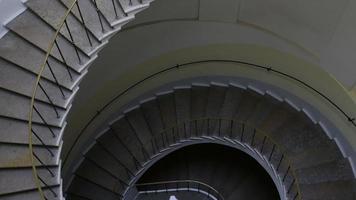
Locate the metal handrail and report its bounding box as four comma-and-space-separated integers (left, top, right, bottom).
143, 118, 302, 200
28, 0, 79, 199
64, 59, 356, 168
136, 179, 224, 200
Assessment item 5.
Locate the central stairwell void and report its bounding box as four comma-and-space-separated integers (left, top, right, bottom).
135, 144, 279, 200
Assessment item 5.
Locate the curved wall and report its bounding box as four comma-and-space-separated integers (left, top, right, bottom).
61, 22, 356, 181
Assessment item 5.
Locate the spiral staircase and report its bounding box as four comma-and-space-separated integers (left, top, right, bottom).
63, 83, 355, 200
0, 0, 151, 199
0, 0, 356, 200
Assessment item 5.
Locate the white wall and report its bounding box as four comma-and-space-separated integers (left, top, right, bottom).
0, 0, 26, 38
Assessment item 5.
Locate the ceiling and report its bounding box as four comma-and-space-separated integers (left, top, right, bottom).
127, 0, 356, 91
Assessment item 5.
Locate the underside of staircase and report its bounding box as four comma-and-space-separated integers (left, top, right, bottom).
65, 83, 356, 200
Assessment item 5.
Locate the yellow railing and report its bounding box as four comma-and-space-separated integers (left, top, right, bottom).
28, 0, 79, 199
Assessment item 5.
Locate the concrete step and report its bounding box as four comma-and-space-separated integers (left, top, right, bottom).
140, 97, 166, 149
156, 91, 178, 144
296, 159, 354, 185
0, 58, 74, 108
0, 143, 60, 168
117, 0, 149, 14
0, 89, 67, 127
255, 102, 297, 134
95, 0, 127, 23
173, 87, 192, 140
96, 128, 140, 176
219, 84, 244, 119
67, 176, 120, 200
75, 159, 126, 195
205, 83, 228, 136
289, 141, 343, 170
84, 144, 134, 184
0, 117, 63, 146
60, 0, 115, 40
191, 84, 209, 136
245, 94, 281, 128
206, 83, 228, 118
233, 90, 264, 122
299, 180, 356, 200
0, 32, 84, 88
173, 87, 191, 123
125, 107, 155, 156
271, 112, 333, 155
26, 0, 98, 54
0, 185, 62, 200
110, 116, 148, 163
6, 10, 92, 70
0, 167, 60, 196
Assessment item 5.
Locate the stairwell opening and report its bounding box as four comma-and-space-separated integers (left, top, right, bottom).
136, 143, 280, 200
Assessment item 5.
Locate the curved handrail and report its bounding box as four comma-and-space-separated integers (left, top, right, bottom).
113, 118, 301, 199
28, 0, 79, 199
144, 118, 301, 200
64, 59, 356, 167
136, 179, 224, 200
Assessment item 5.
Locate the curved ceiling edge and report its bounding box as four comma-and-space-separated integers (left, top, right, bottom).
61, 75, 356, 189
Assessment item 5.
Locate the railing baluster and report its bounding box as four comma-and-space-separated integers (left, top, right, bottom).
207, 118, 210, 136
64, 19, 82, 64
111, 0, 119, 19
46, 60, 66, 99
38, 175, 57, 197
33, 152, 55, 177
240, 123, 245, 142
276, 154, 284, 171
172, 127, 176, 142
293, 192, 299, 200
109, 127, 143, 169
32, 129, 55, 157
260, 136, 267, 153
250, 128, 256, 146
287, 179, 296, 194
183, 122, 188, 138
114, 0, 128, 17
218, 119, 221, 136
268, 144, 275, 161
229, 120, 233, 138
96, 142, 135, 177
54, 39, 73, 81
38, 82, 59, 118
75, 0, 93, 47
33, 106, 56, 138
161, 131, 166, 148
282, 166, 291, 182
92, 0, 105, 33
